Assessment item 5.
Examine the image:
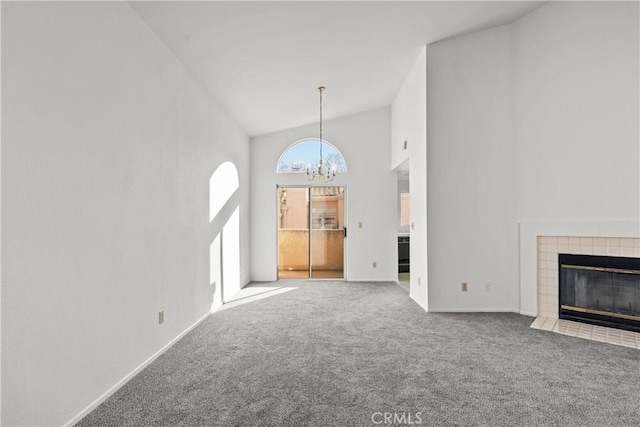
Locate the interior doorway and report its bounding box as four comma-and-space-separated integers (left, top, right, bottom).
277, 186, 345, 279
397, 159, 410, 293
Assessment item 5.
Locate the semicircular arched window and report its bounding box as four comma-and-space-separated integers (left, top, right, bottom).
276, 139, 347, 174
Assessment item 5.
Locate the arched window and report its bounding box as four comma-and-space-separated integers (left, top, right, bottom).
276, 139, 347, 174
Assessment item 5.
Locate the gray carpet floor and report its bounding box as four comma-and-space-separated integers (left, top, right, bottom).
77, 281, 640, 427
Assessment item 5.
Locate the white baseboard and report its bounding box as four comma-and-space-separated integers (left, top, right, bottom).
428, 308, 521, 313
426, 308, 535, 317
64, 311, 211, 427
519, 310, 537, 317
409, 294, 428, 312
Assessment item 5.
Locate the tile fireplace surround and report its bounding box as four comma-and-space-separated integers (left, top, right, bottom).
531, 236, 640, 349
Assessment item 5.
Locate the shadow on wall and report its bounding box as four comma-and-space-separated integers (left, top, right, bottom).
209, 161, 241, 311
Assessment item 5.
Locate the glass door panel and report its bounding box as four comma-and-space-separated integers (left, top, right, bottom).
310, 187, 344, 279
277, 187, 310, 279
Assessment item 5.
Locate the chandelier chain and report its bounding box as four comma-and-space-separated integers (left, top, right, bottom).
319, 86, 324, 160
306, 86, 334, 182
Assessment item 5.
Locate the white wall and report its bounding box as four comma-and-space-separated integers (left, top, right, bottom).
251, 108, 397, 282
514, 1, 640, 315
427, 25, 518, 311
1, 3, 250, 426
391, 48, 428, 310
425, 1, 639, 314
515, 1, 639, 223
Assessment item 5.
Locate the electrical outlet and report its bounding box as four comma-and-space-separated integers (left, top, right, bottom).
159, 311, 164, 325
461, 282, 468, 292
373, 261, 377, 268
358, 222, 363, 228
484, 282, 492, 291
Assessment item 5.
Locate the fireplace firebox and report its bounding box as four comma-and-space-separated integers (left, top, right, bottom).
559, 254, 640, 333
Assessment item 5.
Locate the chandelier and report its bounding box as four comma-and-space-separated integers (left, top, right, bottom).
306, 86, 336, 182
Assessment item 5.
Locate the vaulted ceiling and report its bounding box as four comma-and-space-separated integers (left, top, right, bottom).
130, 1, 545, 137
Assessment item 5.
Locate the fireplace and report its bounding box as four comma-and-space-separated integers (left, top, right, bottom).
559, 253, 640, 333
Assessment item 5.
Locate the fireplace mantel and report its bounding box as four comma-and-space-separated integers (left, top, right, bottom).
531, 236, 640, 349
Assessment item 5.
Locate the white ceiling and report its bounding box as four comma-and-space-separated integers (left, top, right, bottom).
130, 1, 545, 137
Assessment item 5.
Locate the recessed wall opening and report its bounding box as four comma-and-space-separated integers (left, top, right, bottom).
396, 159, 410, 293
559, 253, 640, 333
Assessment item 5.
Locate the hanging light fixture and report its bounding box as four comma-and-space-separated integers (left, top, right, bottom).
306, 86, 336, 182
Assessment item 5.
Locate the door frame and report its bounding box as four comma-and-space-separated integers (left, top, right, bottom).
276, 184, 347, 280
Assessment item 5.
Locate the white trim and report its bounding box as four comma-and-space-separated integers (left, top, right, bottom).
63, 311, 211, 427
348, 280, 398, 283
519, 310, 537, 317
427, 308, 521, 313
410, 294, 428, 312
0, 4, 3, 421
215, 286, 298, 312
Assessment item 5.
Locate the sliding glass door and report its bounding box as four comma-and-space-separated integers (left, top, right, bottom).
277, 186, 344, 279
